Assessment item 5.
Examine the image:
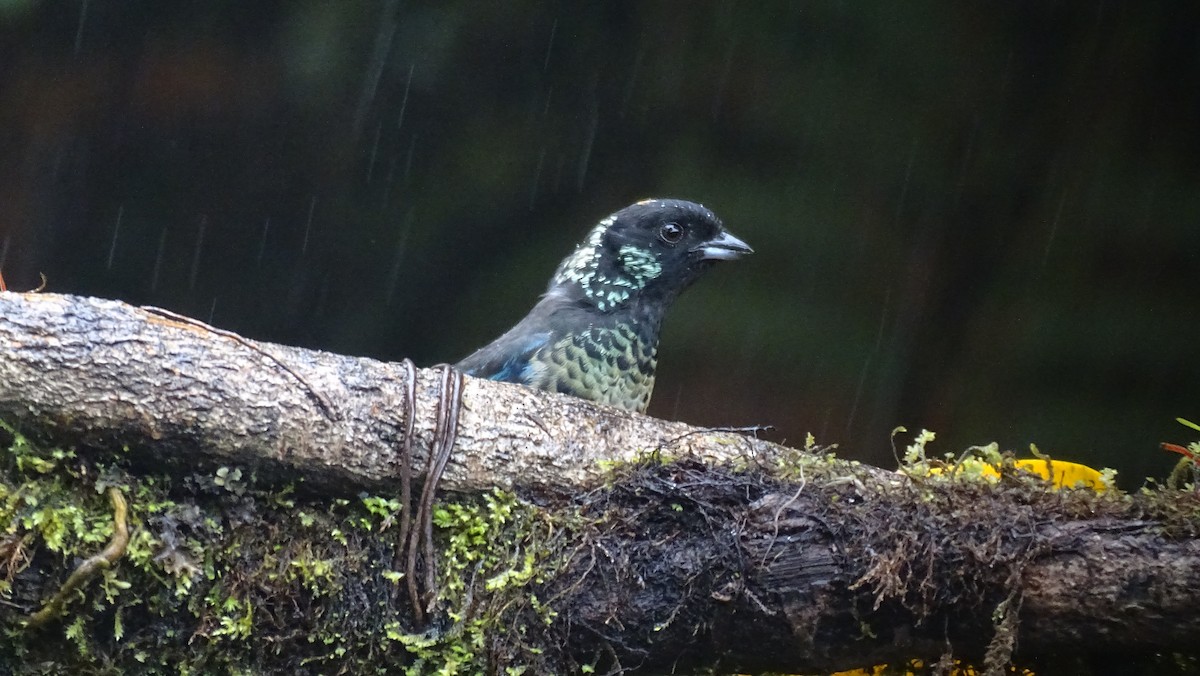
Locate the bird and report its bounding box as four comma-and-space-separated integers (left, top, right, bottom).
456, 198, 752, 413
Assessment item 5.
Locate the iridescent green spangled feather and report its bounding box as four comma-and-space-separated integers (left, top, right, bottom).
525, 325, 658, 412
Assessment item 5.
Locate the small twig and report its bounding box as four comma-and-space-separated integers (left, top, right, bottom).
761, 466, 807, 567
526, 412, 552, 438
545, 543, 597, 607
0, 271, 47, 294
742, 586, 779, 617
27, 488, 130, 629
0, 533, 33, 582
140, 305, 337, 420
889, 427, 905, 474
657, 424, 775, 453
706, 424, 774, 435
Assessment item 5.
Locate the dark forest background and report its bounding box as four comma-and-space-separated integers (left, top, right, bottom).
1, 1, 1197, 485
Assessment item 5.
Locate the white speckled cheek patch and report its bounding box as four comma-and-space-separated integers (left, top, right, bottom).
551, 218, 610, 288
617, 245, 661, 284
550, 215, 670, 312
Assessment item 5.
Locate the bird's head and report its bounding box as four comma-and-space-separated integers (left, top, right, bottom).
549, 198, 752, 312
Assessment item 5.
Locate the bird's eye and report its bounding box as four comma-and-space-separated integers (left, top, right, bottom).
658, 222, 685, 245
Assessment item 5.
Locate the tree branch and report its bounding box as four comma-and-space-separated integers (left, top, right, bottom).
0, 292, 784, 493
1, 292, 1198, 674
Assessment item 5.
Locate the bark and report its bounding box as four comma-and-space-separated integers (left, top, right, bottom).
0, 292, 785, 493
1, 292, 1198, 674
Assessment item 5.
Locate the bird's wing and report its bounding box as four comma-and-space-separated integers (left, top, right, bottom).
455, 329, 554, 383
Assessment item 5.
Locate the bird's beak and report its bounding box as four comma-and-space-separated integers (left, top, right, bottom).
693, 230, 753, 261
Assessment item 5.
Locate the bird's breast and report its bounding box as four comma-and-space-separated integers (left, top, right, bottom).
528, 324, 658, 413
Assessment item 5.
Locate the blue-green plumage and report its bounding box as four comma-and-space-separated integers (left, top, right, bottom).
456, 198, 751, 412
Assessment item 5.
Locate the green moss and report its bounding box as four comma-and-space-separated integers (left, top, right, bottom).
8, 417, 1196, 673
0, 422, 574, 674
385, 488, 565, 674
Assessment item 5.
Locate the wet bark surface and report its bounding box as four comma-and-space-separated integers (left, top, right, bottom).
2, 293, 1200, 674
0, 293, 790, 493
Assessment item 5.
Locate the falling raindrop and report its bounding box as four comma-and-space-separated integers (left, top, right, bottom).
620, 42, 645, 119
951, 116, 980, 209
73, 0, 89, 56
529, 146, 547, 209
818, 407, 833, 446
845, 290, 891, 434
1042, 193, 1067, 269
150, 227, 167, 292
891, 138, 919, 226
207, 297, 218, 324
543, 19, 557, 72
576, 106, 598, 192
366, 121, 383, 183
845, 354, 872, 436
402, 134, 418, 185
256, 217, 271, 268
396, 64, 415, 131
189, 216, 206, 291
106, 205, 123, 270
301, 197, 316, 255
351, 0, 401, 139
0, 232, 10, 271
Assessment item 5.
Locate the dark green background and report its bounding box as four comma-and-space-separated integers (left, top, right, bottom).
2, 1, 1197, 484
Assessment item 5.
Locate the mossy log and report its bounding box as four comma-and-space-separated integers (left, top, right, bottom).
1, 292, 1199, 674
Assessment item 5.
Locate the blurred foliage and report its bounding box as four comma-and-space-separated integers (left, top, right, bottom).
0, 1, 1197, 484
